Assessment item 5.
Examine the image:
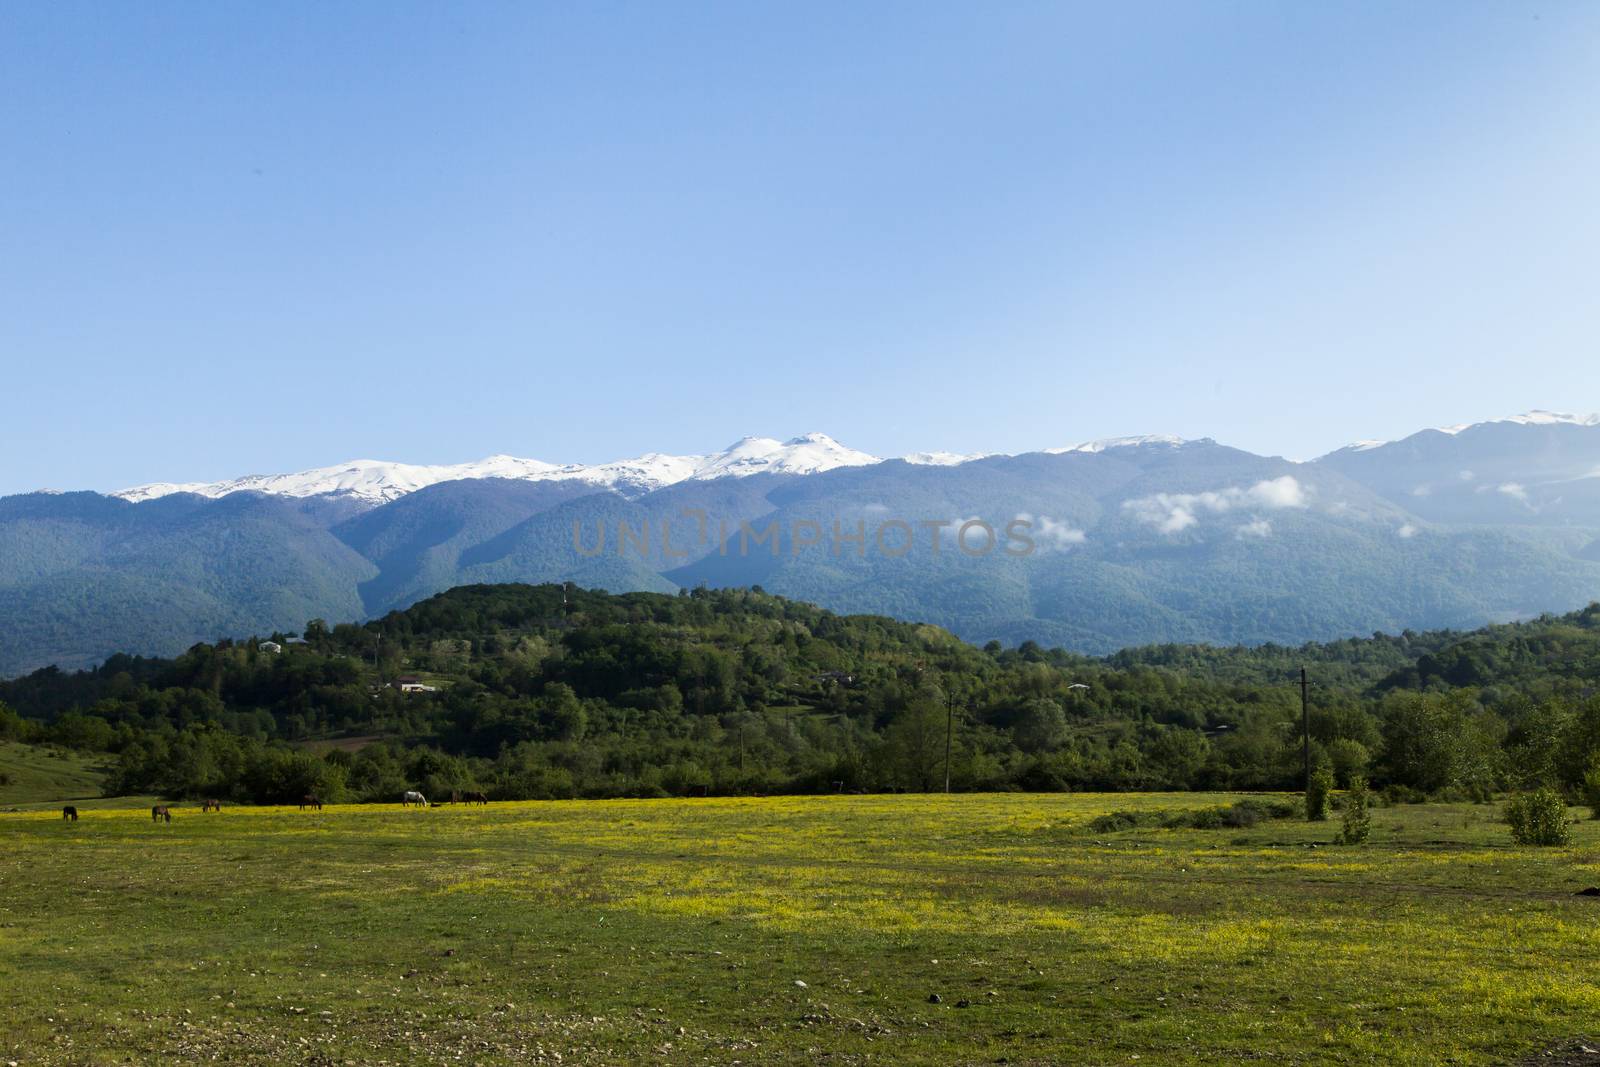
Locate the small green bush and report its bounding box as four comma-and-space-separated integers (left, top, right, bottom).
1306, 766, 1334, 822
1582, 767, 1600, 821
1382, 784, 1428, 805
1337, 775, 1371, 845
1087, 812, 1144, 834
1220, 803, 1262, 828
1504, 788, 1572, 846
1087, 801, 1298, 836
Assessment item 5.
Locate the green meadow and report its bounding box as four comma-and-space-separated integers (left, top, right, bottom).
2, 793, 1598, 1065
0, 741, 109, 807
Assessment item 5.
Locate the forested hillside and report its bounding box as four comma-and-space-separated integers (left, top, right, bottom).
4, 584, 1600, 806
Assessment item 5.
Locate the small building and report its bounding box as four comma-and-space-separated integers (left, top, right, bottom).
260, 641, 283, 654
393, 675, 438, 694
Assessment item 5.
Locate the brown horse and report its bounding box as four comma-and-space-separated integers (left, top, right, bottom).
201, 798, 222, 812
464, 791, 489, 805
151, 805, 172, 823
62, 805, 78, 821
299, 795, 322, 811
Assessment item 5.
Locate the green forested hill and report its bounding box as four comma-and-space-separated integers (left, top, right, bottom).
4, 583, 1600, 806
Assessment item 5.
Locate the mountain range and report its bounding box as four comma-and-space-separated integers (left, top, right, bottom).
7, 411, 1600, 676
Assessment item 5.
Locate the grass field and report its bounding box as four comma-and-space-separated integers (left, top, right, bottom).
3, 793, 1599, 1065
0, 740, 108, 806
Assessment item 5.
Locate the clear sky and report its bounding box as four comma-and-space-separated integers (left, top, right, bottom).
4, 2, 1600, 495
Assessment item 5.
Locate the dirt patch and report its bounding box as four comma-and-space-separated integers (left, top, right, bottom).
1513, 1039, 1600, 1065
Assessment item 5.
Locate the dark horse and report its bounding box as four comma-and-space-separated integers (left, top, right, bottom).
201, 798, 222, 812
464, 791, 489, 805
151, 805, 172, 823
300, 794, 322, 811
62, 805, 78, 821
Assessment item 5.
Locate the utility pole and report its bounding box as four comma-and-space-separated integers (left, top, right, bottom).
944, 691, 956, 794
1300, 666, 1310, 792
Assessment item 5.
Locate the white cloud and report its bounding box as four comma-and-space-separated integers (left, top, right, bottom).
1459, 470, 1476, 482
1411, 485, 1432, 497
1123, 476, 1309, 535
1498, 483, 1528, 503
1246, 476, 1307, 509
1236, 518, 1273, 539
1013, 512, 1087, 551
1398, 523, 1418, 539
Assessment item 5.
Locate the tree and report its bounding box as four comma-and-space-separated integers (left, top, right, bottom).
1013, 698, 1067, 752
884, 697, 949, 791
1337, 775, 1371, 844
1306, 765, 1334, 821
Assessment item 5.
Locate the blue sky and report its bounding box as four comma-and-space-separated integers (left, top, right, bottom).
4, 2, 1599, 495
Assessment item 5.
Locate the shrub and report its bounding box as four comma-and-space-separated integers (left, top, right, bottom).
1583, 767, 1600, 821
1382, 784, 1428, 805
1306, 766, 1334, 822
1087, 812, 1143, 834
1087, 801, 1297, 836
1504, 788, 1572, 846
1337, 775, 1371, 845
1220, 803, 1262, 829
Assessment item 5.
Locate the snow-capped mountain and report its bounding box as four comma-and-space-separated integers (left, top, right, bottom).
687, 433, 879, 480
1317, 409, 1600, 526
110, 433, 1212, 506
113, 434, 885, 506
113, 456, 563, 506
1330, 411, 1600, 455
101, 414, 1600, 510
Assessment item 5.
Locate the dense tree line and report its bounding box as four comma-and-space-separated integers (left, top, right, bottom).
5, 584, 1600, 805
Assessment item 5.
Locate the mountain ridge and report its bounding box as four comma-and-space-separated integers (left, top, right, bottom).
5, 409, 1600, 676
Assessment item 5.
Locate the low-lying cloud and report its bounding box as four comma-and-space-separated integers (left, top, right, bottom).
1123, 476, 1309, 535
1015, 512, 1087, 551
1498, 482, 1529, 503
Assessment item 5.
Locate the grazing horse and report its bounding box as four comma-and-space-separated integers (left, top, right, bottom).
300, 794, 322, 811
464, 790, 488, 806
62, 805, 78, 821
201, 798, 222, 812
401, 790, 429, 807
151, 805, 172, 823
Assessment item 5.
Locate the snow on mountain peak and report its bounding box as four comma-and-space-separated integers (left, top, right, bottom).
1045, 434, 1189, 455
903, 450, 989, 466
1328, 411, 1600, 455
112, 433, 884, 505
692, 433, 879, 480
1445, 410, 1600, 433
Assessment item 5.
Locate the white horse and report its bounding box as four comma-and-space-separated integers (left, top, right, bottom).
401, 790, 429, 807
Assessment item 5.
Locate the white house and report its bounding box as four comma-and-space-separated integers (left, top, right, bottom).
392, 675, 438, 694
